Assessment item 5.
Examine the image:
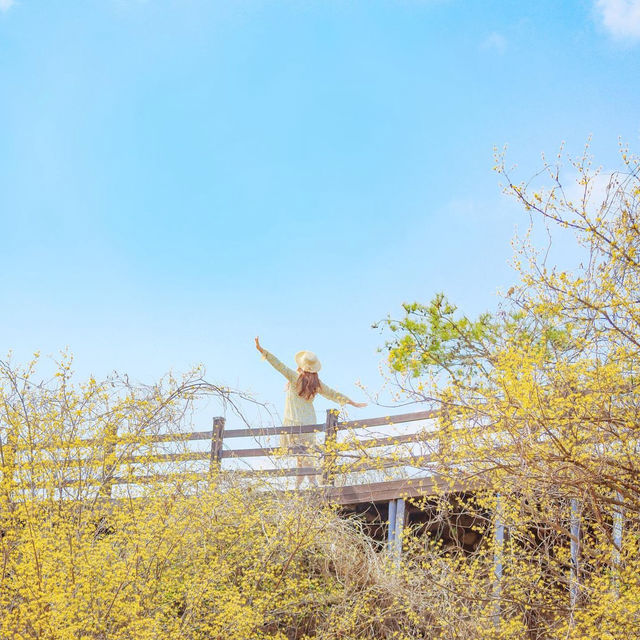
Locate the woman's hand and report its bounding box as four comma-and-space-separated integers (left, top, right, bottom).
255, 336, 265, 354
350, 401, 367, 408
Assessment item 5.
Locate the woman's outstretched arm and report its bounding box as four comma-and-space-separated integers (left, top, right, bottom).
318, 382, 367, 408
255, 336, 298, 383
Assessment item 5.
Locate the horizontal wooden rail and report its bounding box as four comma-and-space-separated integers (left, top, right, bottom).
223, 423, 324, 439
17, 466, 323, 489
14, 430, 217, 453
222, 445, 310, 459
11, 410, 439, 454
222, 410, 438, 440
233, 454, 439, 479
336, 410, 439, 431
221, 429, 440, 460
11, 430, 439, 471
233, 466, 320, 478
344, 429, 439, 451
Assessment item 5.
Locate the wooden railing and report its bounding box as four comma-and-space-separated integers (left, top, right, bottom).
218, 409, 440, 484
2, 409, 441, 499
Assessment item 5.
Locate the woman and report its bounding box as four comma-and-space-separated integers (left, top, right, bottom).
255, 336, 366, 487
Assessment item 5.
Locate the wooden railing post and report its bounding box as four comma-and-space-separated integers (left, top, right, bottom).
0, 428, 18, 518
322, 409, 339, 486
209, 417, 225, 475
101, 423, 119, 499
437, 406, 452, 469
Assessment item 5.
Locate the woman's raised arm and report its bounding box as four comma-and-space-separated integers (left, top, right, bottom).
255, 337, 298, 383
318, 382, 367, 408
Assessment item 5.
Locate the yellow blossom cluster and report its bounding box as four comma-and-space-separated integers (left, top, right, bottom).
379, 143, 640, 638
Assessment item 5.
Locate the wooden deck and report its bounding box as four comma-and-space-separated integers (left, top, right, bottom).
323, 476, 469, 505
4, 408, 493, 568
8, 409, 450, 505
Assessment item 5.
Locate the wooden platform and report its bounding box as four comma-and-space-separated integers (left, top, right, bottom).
322, 476, 471, 505
11, 410, 446, 500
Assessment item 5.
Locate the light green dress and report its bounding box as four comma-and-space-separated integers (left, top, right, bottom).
262, 350, 355, 448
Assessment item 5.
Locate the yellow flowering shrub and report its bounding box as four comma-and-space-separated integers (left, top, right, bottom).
0, 355, 459, 640
378, 144, 640, 639
3, 143, 640, 639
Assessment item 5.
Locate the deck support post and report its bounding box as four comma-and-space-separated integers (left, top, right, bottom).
387, 499, 397, 549
612, 492, 623, 592
492, 494, 504, 628
612, 510, 623, 560
386, 498, 405, 563
569, 498, 581, 620
393, 498, 405, 563
613, 492, 623, 562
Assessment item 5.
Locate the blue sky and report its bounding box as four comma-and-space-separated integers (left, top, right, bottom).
1, 0, 639, 426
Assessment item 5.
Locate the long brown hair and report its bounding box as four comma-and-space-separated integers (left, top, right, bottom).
296, 371, 321, 400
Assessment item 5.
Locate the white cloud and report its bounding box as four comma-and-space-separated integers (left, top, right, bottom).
596, 0, 640, 41
0, 0, 15, 12
481, 32, 508, 54
562, 169, 626, 219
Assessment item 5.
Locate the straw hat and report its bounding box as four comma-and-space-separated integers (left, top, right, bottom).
295, 350, 322, 373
